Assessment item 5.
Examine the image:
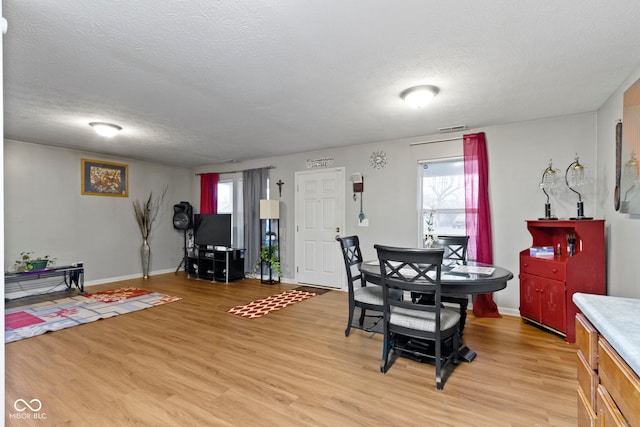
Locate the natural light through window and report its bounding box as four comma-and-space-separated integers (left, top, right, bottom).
419, 158, 466, 242
217, 181, 233, 213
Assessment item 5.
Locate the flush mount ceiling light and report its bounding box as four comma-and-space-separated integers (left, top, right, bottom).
400, 85, 439, 108
89, 122, 122, 138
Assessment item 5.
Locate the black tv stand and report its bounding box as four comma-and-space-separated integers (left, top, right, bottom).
187, 246, 245, 283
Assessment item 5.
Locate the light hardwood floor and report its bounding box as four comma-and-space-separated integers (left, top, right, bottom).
5, 273, 578, 426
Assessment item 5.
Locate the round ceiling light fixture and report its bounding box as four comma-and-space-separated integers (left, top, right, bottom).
89, 122, 122, 138
400, 85, 439, 108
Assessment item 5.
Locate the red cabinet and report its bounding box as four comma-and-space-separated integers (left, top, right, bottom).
520, 273, 566, 332
519, 220, 606, 343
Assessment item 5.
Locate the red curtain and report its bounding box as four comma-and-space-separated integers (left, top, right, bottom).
464, 132, 501, 318
200, 173, 219, 214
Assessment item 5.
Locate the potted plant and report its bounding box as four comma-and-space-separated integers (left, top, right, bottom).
258, 242, 281, 278
424, 208, 438, 248
14, 252, 57, 272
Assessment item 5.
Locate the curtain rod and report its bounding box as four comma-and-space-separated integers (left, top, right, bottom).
409, 136, 463, 146
195, 165, 275, 176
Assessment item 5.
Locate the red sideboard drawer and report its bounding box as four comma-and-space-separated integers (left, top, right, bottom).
520, 256, 566, 281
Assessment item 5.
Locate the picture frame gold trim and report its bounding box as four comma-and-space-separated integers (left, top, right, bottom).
81, 159, 128, 197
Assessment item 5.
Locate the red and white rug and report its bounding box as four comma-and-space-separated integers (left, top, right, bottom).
227, 289, 316, 319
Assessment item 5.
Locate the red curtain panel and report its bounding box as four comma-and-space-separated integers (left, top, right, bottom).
464, 132, 501, 318
200, 173, 219, 214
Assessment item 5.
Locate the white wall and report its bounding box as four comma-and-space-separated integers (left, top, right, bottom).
595, 65, 640, 299
196, 112, 599, 314
4, 139, 193, 283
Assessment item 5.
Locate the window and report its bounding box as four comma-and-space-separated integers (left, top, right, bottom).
217, 181, 233, 213
216, 177, 243, 247
419, 158, 466, 241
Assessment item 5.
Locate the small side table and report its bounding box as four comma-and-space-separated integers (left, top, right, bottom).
4, 263, 85, 300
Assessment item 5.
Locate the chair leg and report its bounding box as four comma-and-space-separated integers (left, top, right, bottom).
435, 337, 443, 390
358, 307, 366, 327
380, 332, 392, 373
345, 301, 355, 337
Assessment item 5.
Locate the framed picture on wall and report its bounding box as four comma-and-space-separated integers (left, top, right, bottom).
81, 159, 128, 197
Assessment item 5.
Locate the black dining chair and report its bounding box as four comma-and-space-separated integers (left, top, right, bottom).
414, 235, 471, 334
375, 245, 460, 390
337, 236, 401, 336
434, 235, 471, 334
434, 235, 469, 265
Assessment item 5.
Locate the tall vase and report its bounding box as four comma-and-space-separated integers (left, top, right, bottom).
141, 238, 151, 279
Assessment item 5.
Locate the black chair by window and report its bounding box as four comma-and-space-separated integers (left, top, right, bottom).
434, 235, 471, 334
435, 235, 469, 265
375, 245, 460, 390
337, 236, 401, 336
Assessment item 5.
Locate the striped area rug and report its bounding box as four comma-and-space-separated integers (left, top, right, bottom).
227, 289, 317, 319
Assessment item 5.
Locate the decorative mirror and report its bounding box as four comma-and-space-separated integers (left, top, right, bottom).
621, 77, 640, 214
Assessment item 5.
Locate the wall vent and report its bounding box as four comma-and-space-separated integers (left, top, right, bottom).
438, 125, 467, 133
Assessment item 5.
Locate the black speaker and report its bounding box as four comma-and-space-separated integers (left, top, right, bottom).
173, 202, 193, 230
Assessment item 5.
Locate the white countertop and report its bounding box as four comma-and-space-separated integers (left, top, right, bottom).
573, 293, 640, 376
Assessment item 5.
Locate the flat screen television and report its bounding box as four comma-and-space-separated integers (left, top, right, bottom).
194, 214, 232, 247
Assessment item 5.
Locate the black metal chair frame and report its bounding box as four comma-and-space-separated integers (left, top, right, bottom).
337, 236, 386, 336
375, 245, 460, 390
435, 235, 471, 333
436, 235, 469, 263
416, 235, 471, 335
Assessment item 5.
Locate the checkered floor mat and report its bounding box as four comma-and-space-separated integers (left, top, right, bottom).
227, 289, 316, 319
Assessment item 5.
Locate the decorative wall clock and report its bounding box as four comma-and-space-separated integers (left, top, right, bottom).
370, 150, 387, 169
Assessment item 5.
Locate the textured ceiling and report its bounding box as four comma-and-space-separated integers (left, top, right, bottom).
4, 1, 640, 168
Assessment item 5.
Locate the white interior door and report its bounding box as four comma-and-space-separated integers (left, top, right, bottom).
295, 168, 345, 288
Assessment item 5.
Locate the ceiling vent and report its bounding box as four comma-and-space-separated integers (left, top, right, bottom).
438, 125, 467, 133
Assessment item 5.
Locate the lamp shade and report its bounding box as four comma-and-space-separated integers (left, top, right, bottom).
260, 199, 280, 219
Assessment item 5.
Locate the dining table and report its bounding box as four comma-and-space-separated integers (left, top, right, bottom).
359, 260, 514, 362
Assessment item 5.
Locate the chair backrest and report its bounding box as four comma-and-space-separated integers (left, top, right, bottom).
433, 235, 469, 262
374, 244, 445, 323
337, 236, 363, 289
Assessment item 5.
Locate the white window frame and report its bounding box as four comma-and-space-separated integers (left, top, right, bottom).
217, 174, 243, 247
418, 157, 466, 245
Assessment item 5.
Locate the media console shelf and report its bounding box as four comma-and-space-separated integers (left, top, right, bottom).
519, 219, 605, 343
4, 263, 85, 301
187, 246, 245, 283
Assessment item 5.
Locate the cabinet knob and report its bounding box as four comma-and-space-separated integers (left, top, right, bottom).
552, 268, 557, 273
